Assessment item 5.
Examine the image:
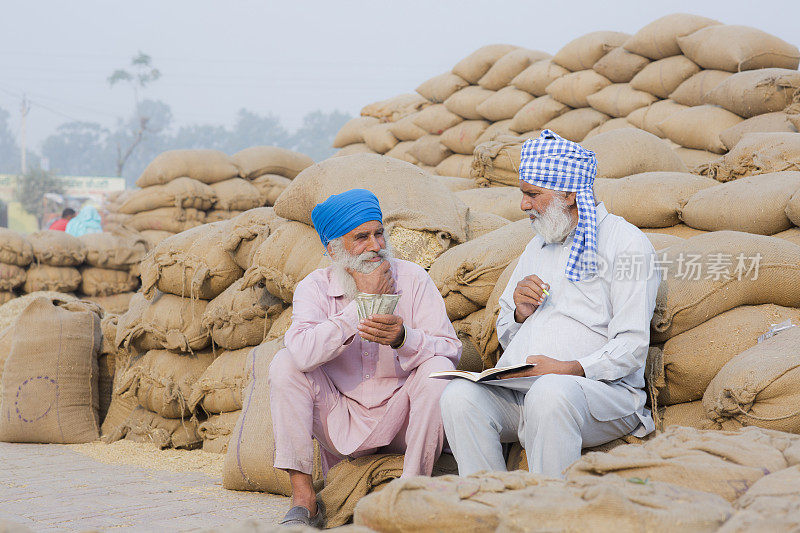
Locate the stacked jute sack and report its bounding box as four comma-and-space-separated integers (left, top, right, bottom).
333, 13, 799, 178
0, 227, 146, 314
113, 146, 313, 250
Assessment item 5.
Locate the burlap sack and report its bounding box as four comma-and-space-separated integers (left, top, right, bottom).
120, 406, 202, 449
362, 123, 399, 154
476, 257, 519, 368
354, 470, 732, 533
477, 48, 550, 91
222, 338, 324, 496
204, 210, 241, 223
0, 229, 32, 267
118, 348, 216, 419
432, 175, 475, 193
677, 25, 800, 72
0, 298, 101, 443
80, 266, 139, 296
581, 128, 688, 179
509, 95, 570, 133
100, 377, 139, 441
787, 191, 800, 227
415, 72, 469, 103
219, 207, 285, 271
360, 93, 429, 123
454, 187, 525, 221
412, 104, 463, 136
704, 69, 800, 119
673, 147, 721, 170
333, 116, 380, 148
136, 149, 240, 188
140, 221, 244, 301
116, 292, 210, 353
629, 56, 700, 99
439, 120, 490, 155
719, 465, 800, 533
335, 144, 378, 158
641, 224, 708, 239
384, 141, 419, 165
434, 154, 473, 179
451, 309, 485, 372
475, 87, 534, 122
667, 70, 732, 107
511, 59, 570, 97
27, 230, 86, 267
409, 134, 452, 166
231, 146, 313, 180
474, 120, 515, 145
586, 83, 657, 117
202, 279, 284, 350
388, 113, 427, 142
250, 173, 291, 206
189, 346, 250, 415
679, 171, 800, 234
80, 231, 146, 270
94, 345, 119, 424
443, 86, 495, 120
584, 117, 637, 139
465, 212, 509, 242
138, 230, 174, 251
645, 232, 684, 251
552, 31, 630, 71
274, 154, 469, 244
118, 178, 216, 214
23, 265, 81, 293
658, 105, 743, 154
85, 292, 135, 315
658, 401, 718, 430
719, 113, 797, 152
0, 291, 15, 305
451, 44, 518, 84
544, 108, 610, 142
430, 219, 533, 321
266, 305, 293, 341
566, 426, 800, 502
623, 13, 721, 60
704, 327, 800, 434
699, 132, 800, 182
626, 99, 688, 138
208, 178, 261, 211
471, 137, 522, 187
650, 231, 800, 342
0, 263, 25, 291
773, 227, 800, 246
599, 171, 717, 228
592, 47, 650, 83
546, 70, 612, 109
125, 206, 206, 233
199, 411, 240, 454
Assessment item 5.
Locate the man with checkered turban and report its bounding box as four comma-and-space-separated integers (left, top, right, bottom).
441, 130, 660, 478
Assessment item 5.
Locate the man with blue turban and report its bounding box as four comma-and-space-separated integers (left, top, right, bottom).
440, 130, 659, 478
270, 189, 460, 527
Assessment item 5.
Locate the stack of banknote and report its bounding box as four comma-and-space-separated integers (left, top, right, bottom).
355, 293, 401, 320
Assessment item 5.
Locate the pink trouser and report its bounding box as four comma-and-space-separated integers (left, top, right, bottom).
269, 349, 454, 478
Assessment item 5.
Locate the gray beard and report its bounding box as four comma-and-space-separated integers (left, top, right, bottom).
527, 194, 577, 244
328, 238, 394, 300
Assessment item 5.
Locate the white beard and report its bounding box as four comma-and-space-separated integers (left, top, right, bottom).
526, 194, 576, 244
328, 238, 394, 300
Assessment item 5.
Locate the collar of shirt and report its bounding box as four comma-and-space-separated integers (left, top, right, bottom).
535, 202, 610, 250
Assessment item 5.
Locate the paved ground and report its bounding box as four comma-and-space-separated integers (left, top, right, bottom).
0, 442, 289, 532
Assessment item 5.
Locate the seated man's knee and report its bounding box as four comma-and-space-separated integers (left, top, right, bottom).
524, 374, 584, 417
267, 348, 302, 389
418, 355, 456, 374
440, 379, 483, 419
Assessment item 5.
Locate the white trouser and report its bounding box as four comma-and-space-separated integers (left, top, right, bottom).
440, 374, 641, 478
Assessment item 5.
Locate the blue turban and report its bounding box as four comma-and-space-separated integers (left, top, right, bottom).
311, 188, 383, 247
519, 129, 598, 281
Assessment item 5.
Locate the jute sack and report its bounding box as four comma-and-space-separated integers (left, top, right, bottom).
434, 154, 473, 179
658, 105, 743, 154
333, 116, 380, 148
140, 221, 244, 300
659, 400, 718, 430
116, 292, 210, 354
118, 178, 216, 214
81, 231, 147, 270
222, 338, 323, 496
120, 406, 202, 449
544, 108, 610, 142
629, 56, 700, 99
509, 95, 570, 133
117, 348, 216, 419
0, 228, 33, 267
669, 70, 733, 106
430, 219, 533, 320
443, 86, 495, 120
475, 87, 534, 122
125, 207, 206, 233
138, 230, 174, 251
266, 306, 293, 341
466, 211, 510, 240
361, 94, 429, 123
452, 309, 486, 372
0, 263, 25, 291
335, 143, 377, 157
384, 141, 419, 164
223, 207, 285, 271
474, 120, 515, 145
408, 134, 452, 166
673, 147, 721, 170
679, 171, 800, 235
566, 426, 800, 502
471, 138, 523, 187
80, 267, 139, 296
719, 113, 797, 152
699, 132, 800, 182
641, 224, 708, 239
705, 69, 800, 119
274, 154, 469, 244
645, 232, 684, 251
546, 70, 612, 109
586, 83, 656, 117
205, 210, 242, 223
788, 190, 800, 226
189, 346, 251, 415
431, 175, 475, 193
0, 298, 101, 443
86, 292, 135, 315
623, 13, 721, 60
23, 265, 81, 293
231, 146, 313, 180
242, 221, 330, 304
584, 118, 636, 139
581, 129, 688, 179
592, 47, 650, 83
677, 25, 800, 72
0, 292, 15, 305
209, 178, 262, 211
388, 113, 427, 142
0, 326, 12, 403
452, 44, 518, 84
650, 231, 800, 342
202, 278, 284, 350
704, 327, 800, 433
415, 72, 468, 103
511, 59, 570, 96
719, 465, 800, 533
657, 304, 800, 405
477, 48, 550, 91
476, 257, 519, 368
454, 187, 525, 222
250, 173, 291, 206
199, 411, 240, 454
626, 99, 688, 138
773, 227, 800, 246
598, 171, 717, 228
28, 230, 86, 266
412, 104, 463, 136
362, 123, 399, 153
136, 149, 240, 188
552, 31, 630, 71
439, 120, 490, 155
354, 471, 732, 533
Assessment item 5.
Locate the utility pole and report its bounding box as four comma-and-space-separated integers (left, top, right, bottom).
20, 95, 29, 174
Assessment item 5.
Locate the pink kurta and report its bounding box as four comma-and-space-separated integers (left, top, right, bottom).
269, 258, 461, 476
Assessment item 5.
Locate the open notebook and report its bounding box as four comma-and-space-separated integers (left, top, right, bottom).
429, 363, 535, 383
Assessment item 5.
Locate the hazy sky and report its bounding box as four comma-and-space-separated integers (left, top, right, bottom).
1, 0, 798, 149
